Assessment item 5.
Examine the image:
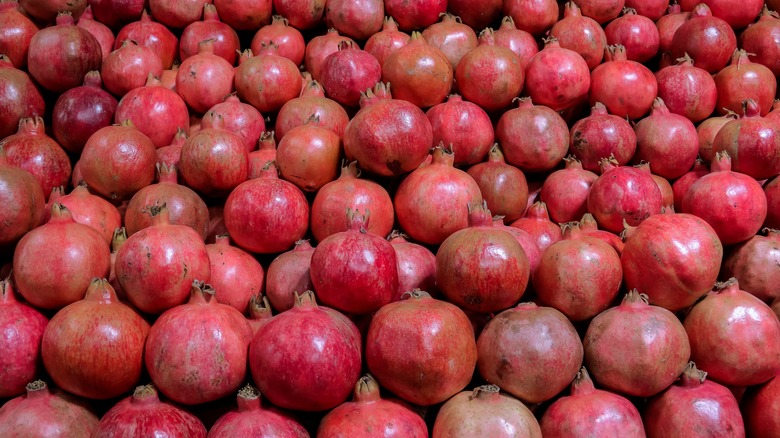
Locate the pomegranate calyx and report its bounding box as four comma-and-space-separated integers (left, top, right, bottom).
622, 289, 650, 305
354, 374, 382, 402
714, 277, 740, 293
679, 361, 707, 387
401, 289, 432, 300
294, 290, 319, 309
470, 384, 500, 400
26, 380, 48, 397
248, 294, 273, 320
131, 384, 160, 404
112, 227, 127, 253
571, 367, 597, 395
237, 384, 262, 412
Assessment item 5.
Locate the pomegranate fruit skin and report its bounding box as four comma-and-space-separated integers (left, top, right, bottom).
540, 156, 598, 223
448, 0, 502, 30
578, 212, 625, 255
698, 113, 737, 163
679, 0, 763, 29
179, 4, 240, 64
318, 374, 428, 438
573, 0, 625, 23
146, 282, 253, 405
589, 44, 657, 119
276, 124, 341, 192
550, 2, 607, 70
275, 80, 349, 141
503, 0, 559, 36
202, 95, 264, 153
320, 41, 382, 108
492, 218, 543, 273
604, 8, 659, 63
115, 10, 178, 69
481, 303, 584, 403
427, 94, 495, 167
524, 38, 591, 112
304, 29, 355, 82
0, 152, 45, 246
655, 54, 718, 124
178, 128, 249, 197
101, 40, 164, 97
467, 145, 529, 223
510, 201, 563, 253
235, 45, 303, 114
148, 0, 210, 29
13, 204, 110, 310
672, 159, 710, 212
251, 15, 305, 66
741, 375, 780, 437
115, 76, 190, 149
206, 235, 265, 314
583, 291, 691, 397
587, 160, 663, 233
0, 57, 45, 140
683, 279, 780, 387
366, 291, 478, 406
384, 0, 446, 31
644, 362, 745, 438
381, 32, 453, 109
0, 1, 38, 69
387, 231, 437, 300
714, 50, 776, 117
52, 70, 117, 154
272, 0, 325, 30
58, 184, 122, 245
0, 381, 99, 437
88, 0, 145, 30
0, 280, 48, 399
176, 40, 235, 114
492, 16, 539, 69
568, 102, 637, 172
633, 97, 699, 180
540, 367, 646, 437
249, 291, 362, 412
741, 6, 780, 76
712, 99, 780, 180
432, 385, 542, 438
324, 0, 384, 41
421, 13, 477, 69
208, 385, 309, 438
265, 240, 315, 312
766, 176, 780, 229
671, 4, 737, 74
722, 229, 780, 303
364, 16, 410, 67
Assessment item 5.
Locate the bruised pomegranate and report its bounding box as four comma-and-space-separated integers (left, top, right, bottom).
540, 156, 598, 223
568, 102, 637, 171
524, 37, 590, 111
550, 2, 607, 70
0, 381, 99, 437
58, 184, 122, 244
206, 235, 265, 314
510, 201, 563, 253
426, 94, 494, 166
0, 152, 45, 246
671, 4, 737, 74
265, 240, 315, 312
633, 97, 698, 179
0, 280, 47, 399
208, 385, 308, 437
52, 71, 117, 154
712, 99, 780, 180
590, 44, 657, 119
381, 32, 453, 108
722, 229, 780, 303
467, 145, 529, 223
364, 16, 410, 67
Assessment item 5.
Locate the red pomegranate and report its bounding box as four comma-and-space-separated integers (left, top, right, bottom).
57, 184, 122, 244
550, 2, 607, 70
684, 278, 780, 387
0, 151, 44, 246
493, 16, 538, 69
426, 94, 494, 166
682, 151, 768, 245
766, 177, 780, 229
324, 0, 384, 40
304, 29, 355, 81
633, 97, 698, 179
271, 0, 325, 30
572, 0, 625, 23
503, 0, 559, 36
387, 231, 437, 300
206, 235, 265, 314
524, 37, 590, 111
568, 102, 636, 172
156, 129, 187, 170
381, 32, 453, 108
672, 159, 710, 212
41, 278, 149, 400
13, 204, 110, 310
115, 10, 178, 69
540, 368, 645, 437
0, 381, 99, 436
88, 0, 144, 29
250, 15, 305, 66
671, 4, 737, 74
0, 0, 38, 68
714, 50, 776, 116
583, 290, 691, 397
208, 385, 308, 437
276, 124, 341, 192
467, 145, 529, 223
148, 0, 210, 29
678, 0, 763, 29
52, 71, 117, 154
275, 80, 349, 141
265, 239, 315, 312
698, 112, 738, 162
366, 290, 477, 405
604, 8, 660, 63
249, 291, 362, 411
741, 5, 780, 76
657, 4, 690, 53
200, 96, 262, 153
0, 56, 45, 140
590, 44, 657, 119
235, 44, 302, 114
421, 13, 477, 69
655, 53, 718, 123
0, 280, 47, 399
432, 385, 542, 438
320, 42, 381, 108
146, 281, 252, 405
115, 204, 211, 314
578, 212, 625, 254
364, 16, 410, 67
176, 39, 234, 114
624, 0, 667, 19
101, 40, 163, 97
179, 4, 239, 64
540, 156, 598, 223
384, 0, 446, 31
742, 374, 780, 437
712, 99, 780, 180
448, 0, 502, 30
179, 127, 249, 197
510, 201, 563, 253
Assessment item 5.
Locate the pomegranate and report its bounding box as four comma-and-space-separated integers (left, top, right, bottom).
366, 290, 477, 405
384, 0, 446, 31
0, 0, 38, 68
213, 0, 271, 30
672, 159, 710, 212
578, 212, 625, 254
180, 4, 239, 64
88, 0, 145, 29
493, 16, 538, 69
679, 0, 763, 29
741, 5, 780, 76
467, 146, 528, 223
671, 4, 737, 74
319, 41, 381, 108
108, 227, 127, 300
249, 291, 362, 411
148, 0, 209, 28
655, 53, 718, 123
394, 146, 482, 245
421, 13, 476, 69
0, 151, 44, 246
569, 102, 637, 172
157, 129, 187, 170
206, 234, 265, 314
714, 50, 776, 116
684, 278, 780, 386
266, 239, 315, 312
364, 16, 410, 67
742, 375, 780, 437
275, 80, 349, 141
590, 44, 657, 119
0, 280, 47, 399
0, 381, 99, 437
101, 40, 163, 97
503, 0, 559, 36
387, 231, 437, 300
524, 37, 590, 111
52, 71, 117, 154
303, 29, 355, 81
550, 2, 607, 70
624, 0, 666, 19
573, 0, 625, 23
712, 99, 780, 180
426, 94, 494, 166
58, 184, 122, 244
177, 39, 234, 114
605, 8, 660, 63
272, 0, 325, 30
179, 127, 248, 197
276, 124, 341, 192
0, 57, 45, 140
324, 0, 384, 41
432, 385, 542, 438
208, 385, 308, 437
200, 95, 262, 152
223, 162, 310, 254
235, 45, 301, 114
116, 204, 211, 314
41, 278, 148, 400
250, 15, 305, 66
491, 217, 542, 274
766, 176, 780, 229
247, 295, 274, 334
344, 82, 432, 176
79, 121, 157, 200
698, 112, 738, 162
510, 201, 563, 252
146, 281, 252, 404
682, 151, 768, 245
583, 290, 691, 397
633, 97, 698, 179
115, 10, 178, 69
540, 156, 598, 223
497, 98, 569, 172
27, 12, 102, 93
381, 32, 453, 108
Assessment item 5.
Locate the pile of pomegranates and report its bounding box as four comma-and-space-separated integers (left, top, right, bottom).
2, 0, 780, 435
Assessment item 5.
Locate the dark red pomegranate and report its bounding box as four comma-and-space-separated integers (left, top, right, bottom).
477, 302, 583, 403
88, 0, 145, 29
0, 56, 45, 140
590, 44, 657, 119
503, 0, 559, 36
433, 385, 542, 437
115, 10, 178, 69
540, 368, 645, 437
741, 5, 780, 77
657, 4, 691, 53
79, 121, 157, 200
344, 82, 432, 176
250, 15, 305, 66
421, 13, 477, 69
766, 176, 780, 229
57, 184, 121, 244
573, 0, 625, 23
324, 0, 383, 40
146, 281, 252, 404
622, 211, 723, 311
180, 4, 239, 64
387, 231, 437, 300
448, 0, 501, 30
550, 2, 607, 70
265, 239, 314, 312
394, 146, 482, 245
275, 80, 349, 141
671, 4, 737, 74
682, 151, 768, 245
0, 151, 44, 246
206, 234, 265, 314
41, 278, 149, 400
148, 0, 209, 29
177, 39, 234, 114
381, 32, 453, 108
714, 50, 776, 116
224, 163, 310, 254
179, 127, 248, 197
510, 201, 563, 252
0, 0, 38, 68
364, 16, 409, 67
426, 94, 494, 166
742, 374, 780, 437
633, 97, 698, 179
384, 0, 445, 31
0, 280, 47, 399
235, 45, 301, 114
492, 16, 538, 69
524, 37, 590, 111
208, 385, 308, 437
712, 99, 780, 180
569, 102, 637, 172
101, 40, 163, 97
655, 53, 718, 123
583, 290, 691, 397
249, 291, 362, 411
604, 8, 659, 63
202, 94, 264, 152
319, 41, 381, 108
303, 29, 355, 81
13, 204, 110, 310
52, 71, 117, 154
27, 12, 102, 93
684, 278, 780, 386
540, 156, 598, 223
366, 290, 477, 405
467, 146, 528, 223
0, 381, 99, 436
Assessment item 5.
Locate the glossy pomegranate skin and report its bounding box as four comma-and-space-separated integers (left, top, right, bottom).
540, 156, 598, 223
456, 29, 523, 112
116, 205, 211, 314
200, 97, 261, 152
432, 385, 542, 438
81, 7, 119, 59
0, 381, 99, 437
223, 165, 310, 254
177, 40, 235, 114
421, 13, 476, 69
503, 0, 559, 36
235, 46, 302, 114
381, 32, 453, 108
179, 128, 249, 197
604, 8, 659, 63
366, 291, 477, 406
250, 15, 304, 66
492, 16, 538, 69
0, 57, 45, 140
426, 94, 494, 167
671, 4, 737, 74
587, 160, 663, 233
672, 160, 710, 212
657, 5, 690, 53
115, 10, 179, 69
550, 2, 607, 70
0, 153, 45, 246
644, 362, 745, 438
304, 29, 355, 81
682, 152, 768, 245
712, 99, 780, 180
0, 0, 38, 68
13, 204, 110, 310
568, 102, 636, 172
540, 368, 645, 437
1, 117, 72, 200
344, 83, 432, 177
276, 124, 341, 192
524, 38, 590, 112
206, 235, 265, 314
87, 0, 144, 29
590, 44, 657, 120
655, 54, 718, 123
0, 280, 47, 399
364, 16, 410, 67
741, 6, 780, 76
577, 212, 625, 254
41, 279, 149, 400
534, 226, 622, 322
394, 147, 482, 245
101, 40, 163, 98
272, 0, 325, 30
684, 279, 780, 387
275, 80, 349, 142
115, 76, 190, 149
52, 71, 117, 154
715, 51, 776, 117
633, 98, 699, 179
384, 0, 445, 31
510, 201, 563, 253
742, 375, 780, 437
490, 218, 542, 274
249, 291, 362, 411
679, 0, 763, 29
467, 146, 529, 223
146, 282, 252, 405
208, 386, 308, 437
698, 113, 737, 162
326, 1, 383, 42
179, 4, 239, 64
583, 291, 691, 397
265, 240, 315, 312
58, 184, 122, 244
